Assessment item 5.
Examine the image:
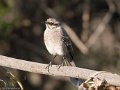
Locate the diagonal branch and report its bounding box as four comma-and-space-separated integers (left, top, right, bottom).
63, 23, 88, 54
86, 0, 116, 48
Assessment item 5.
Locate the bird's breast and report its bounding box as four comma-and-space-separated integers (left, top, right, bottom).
44, 29, 64, 55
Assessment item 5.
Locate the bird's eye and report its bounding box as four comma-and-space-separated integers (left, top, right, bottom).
48, 22, 59, 26
47, 22, 53, 25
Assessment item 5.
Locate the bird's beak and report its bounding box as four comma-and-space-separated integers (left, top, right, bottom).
41, 21, 49, 25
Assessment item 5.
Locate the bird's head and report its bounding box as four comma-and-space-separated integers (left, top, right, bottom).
45, 18, 61, 29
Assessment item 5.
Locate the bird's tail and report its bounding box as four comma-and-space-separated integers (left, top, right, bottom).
65, 59, 83, 88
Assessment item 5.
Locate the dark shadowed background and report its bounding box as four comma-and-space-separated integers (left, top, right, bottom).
0, 0, 120, 90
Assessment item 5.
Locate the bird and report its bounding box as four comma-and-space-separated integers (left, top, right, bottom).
44, 18, 82, 87
44, 18, 76, 68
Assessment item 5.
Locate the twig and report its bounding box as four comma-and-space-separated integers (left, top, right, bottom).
81, 0, 90, 42
86, 12, 112, 48
0, 55, 120, 86
86, 0, 116, 48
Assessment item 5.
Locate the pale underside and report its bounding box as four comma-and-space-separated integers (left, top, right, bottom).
44, 27, 66, 56
44, 24, 75, 66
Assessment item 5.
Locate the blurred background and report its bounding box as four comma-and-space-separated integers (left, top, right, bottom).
0, 0, 120, 90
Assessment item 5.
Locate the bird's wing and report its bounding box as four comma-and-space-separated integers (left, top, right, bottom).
62, 28, 74, 61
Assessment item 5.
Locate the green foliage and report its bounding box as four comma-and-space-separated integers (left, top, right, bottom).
0, 20, 15, 40
0, 2, 10, 16
0, 0, 16, 40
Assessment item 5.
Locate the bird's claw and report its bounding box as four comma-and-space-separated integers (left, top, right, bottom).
45, 62, 52, 72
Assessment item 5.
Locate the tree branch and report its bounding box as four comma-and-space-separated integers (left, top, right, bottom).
0, 55, 120, 86
86, 0, 115, 48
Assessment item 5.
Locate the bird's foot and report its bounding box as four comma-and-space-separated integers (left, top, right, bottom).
45, 62, 52, 72
57, 63, 63, 70
57, 60, 66, 70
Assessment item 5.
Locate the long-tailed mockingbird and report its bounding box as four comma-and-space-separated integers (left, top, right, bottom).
44, 18, 82, 87
44, 18, 76, 67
